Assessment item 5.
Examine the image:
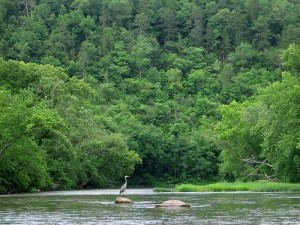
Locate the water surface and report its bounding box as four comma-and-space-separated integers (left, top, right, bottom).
0, 189, 299, 224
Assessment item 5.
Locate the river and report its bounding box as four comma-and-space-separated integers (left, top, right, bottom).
0, 189, 299, 224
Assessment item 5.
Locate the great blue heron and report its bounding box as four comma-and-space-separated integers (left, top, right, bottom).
119, 175, 129, 194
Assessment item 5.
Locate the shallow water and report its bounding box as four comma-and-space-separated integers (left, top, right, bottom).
0, 189, 299, 224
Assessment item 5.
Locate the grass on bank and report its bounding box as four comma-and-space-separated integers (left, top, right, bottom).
175, 181, 300, 192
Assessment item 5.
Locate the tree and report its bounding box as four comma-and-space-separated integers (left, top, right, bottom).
131, 35, 158, 77
281, 43, 300, 76
71, 0, 102, 19
252, 16, 271, 51
160, 5, 178, 42
166, 68, 183, 97
206, 8, 233, 60
2, 15, 48, 62
99, 41, 130, 83
0, 89, 55, 193
228, 42, 257, 69
133, 13, 151, 35
257, 72, 300, 182
185, 69, 208, 95
217, 100, 268, 181
100, 0, 132, 27
18, 0, 35, 16
244, 0, 260, 24
188, 5, 205, 47
230, 7, 248, 46
180, 129, 219, 181
217, 71, 300, 182
79, 15, 96, 39
280, 25, 300, 48
78, 40, 97, 79
97, 27, 116, 57
44, 17, 75, 62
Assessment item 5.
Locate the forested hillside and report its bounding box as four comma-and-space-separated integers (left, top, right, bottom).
0, 0, 300, 193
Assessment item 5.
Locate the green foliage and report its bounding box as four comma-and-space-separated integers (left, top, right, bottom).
176, 182, 300, 192
217, 71, 300, 183
0, 60, 142, 193
0, 89, 52, 193
281, 44, 300, 76
131, 35, 158, 77
1, 0, 300, 192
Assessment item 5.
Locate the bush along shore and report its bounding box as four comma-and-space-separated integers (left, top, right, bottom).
173, 182, 300, 192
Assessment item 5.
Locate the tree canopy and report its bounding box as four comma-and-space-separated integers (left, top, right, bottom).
0, 0, 300, 193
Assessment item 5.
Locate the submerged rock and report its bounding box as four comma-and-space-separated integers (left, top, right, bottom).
115, 197, 133, 204
155, 200, 190, 208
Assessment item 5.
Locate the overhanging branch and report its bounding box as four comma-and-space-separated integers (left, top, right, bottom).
240, 156, 273, 168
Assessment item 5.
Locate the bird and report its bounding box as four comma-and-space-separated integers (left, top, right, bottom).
119, 175, 129, 194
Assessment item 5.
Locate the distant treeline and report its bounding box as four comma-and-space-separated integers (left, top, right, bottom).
0, 0, 300, 193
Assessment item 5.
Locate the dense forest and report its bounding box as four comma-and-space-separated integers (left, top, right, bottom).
0, 0, 300, 194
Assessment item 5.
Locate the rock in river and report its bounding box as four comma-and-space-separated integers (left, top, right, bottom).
115, 197, 133, 204
155, 200, 190, 208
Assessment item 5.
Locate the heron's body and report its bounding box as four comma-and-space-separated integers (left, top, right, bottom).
119, 176, 129, 194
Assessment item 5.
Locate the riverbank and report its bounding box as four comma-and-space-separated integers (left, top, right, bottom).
175, 181, 300, 192
154, 181, 300, 192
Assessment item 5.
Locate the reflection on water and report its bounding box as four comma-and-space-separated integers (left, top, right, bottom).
0, 189, 299, 224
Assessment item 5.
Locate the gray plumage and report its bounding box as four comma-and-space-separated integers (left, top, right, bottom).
119, 175, 129, 194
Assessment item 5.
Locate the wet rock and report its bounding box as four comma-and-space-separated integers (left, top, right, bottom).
115, 197, 133, 204
155, 200, 190, 208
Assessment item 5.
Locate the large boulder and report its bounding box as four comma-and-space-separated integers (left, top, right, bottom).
155, 200, 190, 208
115, 197, 133, 204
